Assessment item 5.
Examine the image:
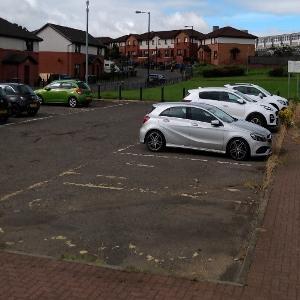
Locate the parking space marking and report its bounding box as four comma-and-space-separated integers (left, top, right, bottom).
96, 175, 128, 180
63, 182, 158, 194
126, 162, 155, 168
118, 151, 252, 167
0, 103, 131, 129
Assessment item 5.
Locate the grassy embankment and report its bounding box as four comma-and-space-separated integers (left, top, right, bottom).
98, 67, 299, 101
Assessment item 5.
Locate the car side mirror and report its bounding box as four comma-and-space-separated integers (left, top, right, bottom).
259, 93, 264, 99
45, 87, 51, 91
211, 120, 222, 127
237, 98, 246, 104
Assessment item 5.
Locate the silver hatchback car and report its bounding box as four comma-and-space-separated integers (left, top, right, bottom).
140, 102, 272, 161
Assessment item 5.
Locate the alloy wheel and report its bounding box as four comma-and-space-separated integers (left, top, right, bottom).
146, 131, 164, 152
229, 139, 249, 161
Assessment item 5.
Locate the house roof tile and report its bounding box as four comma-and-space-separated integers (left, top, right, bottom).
205, 26, 257, 39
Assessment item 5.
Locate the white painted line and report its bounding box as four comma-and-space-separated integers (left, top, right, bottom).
118, 151, 252, 167
116, 144, 137, 153
126, 162, 155, 168
0, 103, 131, 129
64, 182, 124, 191
97, 175, 128, 180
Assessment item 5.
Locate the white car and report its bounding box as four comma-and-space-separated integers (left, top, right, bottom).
183, 87, 278, 128
224, 83, 288, 111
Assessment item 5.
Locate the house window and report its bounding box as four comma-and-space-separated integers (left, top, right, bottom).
165, 40, 167, 45
176, 38, 180, 44
213, 51, 218, 59
184, 37, 188, 43
165, 50, 169, 57
97, 47, 102, 55
152, 40, 155, 45
177, 49, 182, 56
26, 41, 33, 51
75, 44, 81, 53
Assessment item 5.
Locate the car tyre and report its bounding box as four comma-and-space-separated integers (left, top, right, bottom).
37, 95, 44, 104
247, 113, 266, 127
11, 104, 22, 117
227, 138, 250, 161
27, 108, 39, 117
145, 130, 165, 152
68, 97, 78, 108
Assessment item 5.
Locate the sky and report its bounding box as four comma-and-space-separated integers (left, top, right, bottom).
0, 0, 300, 38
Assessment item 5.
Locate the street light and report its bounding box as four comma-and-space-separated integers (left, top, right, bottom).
135, 10, 150, 84
85, 0, 89, 84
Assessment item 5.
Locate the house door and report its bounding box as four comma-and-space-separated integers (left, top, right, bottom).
24, 65, 30, 84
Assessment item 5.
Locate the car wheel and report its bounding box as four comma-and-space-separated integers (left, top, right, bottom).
145, 130, 165, 152
227, 138, 250, 161
11, 104, 22, 117
68, 97, 78, 108
27, 108, 38, 117
247, 113, 266, 127
37, 95, 43, 104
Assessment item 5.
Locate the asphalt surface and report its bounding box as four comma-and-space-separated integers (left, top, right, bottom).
0, 101, 267, 282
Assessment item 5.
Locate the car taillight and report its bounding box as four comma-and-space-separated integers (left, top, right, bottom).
75, 88, 83, 95
143, 115, 150, 124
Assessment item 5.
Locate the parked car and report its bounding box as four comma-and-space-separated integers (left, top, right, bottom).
148, 74, 166, 86
0, 87, 10, 124
0, 83, 40, 117
35, 80, 92, 108
224, 83, 289, 111
183, 87, 278, 128
140, 102, 272, 161
47, 74, 74, 83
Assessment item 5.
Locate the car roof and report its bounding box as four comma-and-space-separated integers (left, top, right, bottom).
51, 79, 81, 83
153, 102, 218, 110
189, 87, 234, 93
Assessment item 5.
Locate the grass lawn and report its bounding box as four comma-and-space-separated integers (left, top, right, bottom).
98, 68, 299, 102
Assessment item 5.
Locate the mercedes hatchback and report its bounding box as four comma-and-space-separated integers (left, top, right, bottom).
140, 102, 272, 161
35, 80, 92, 108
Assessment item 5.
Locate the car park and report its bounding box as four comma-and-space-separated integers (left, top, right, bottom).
0, 83, 40, 117
224, 83, 288, 111
0, 87, 10, 124
35, 80, 92, 108
183, 87, 278, 128
140, 102, 272, 161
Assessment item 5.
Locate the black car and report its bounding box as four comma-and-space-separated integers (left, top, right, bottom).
0, 87, 9, 124
0, 83, 40, 117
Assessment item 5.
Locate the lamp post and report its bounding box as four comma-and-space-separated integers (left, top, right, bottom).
135, 10, 150, 84
85, 0, 89, 84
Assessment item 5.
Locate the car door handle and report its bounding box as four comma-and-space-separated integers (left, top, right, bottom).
191, 122, 198, 127
163, 118, 170, 123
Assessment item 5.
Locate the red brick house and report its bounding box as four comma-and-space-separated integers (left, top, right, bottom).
34, 23, 105, 81
110, 29, 204, 65
0, 17, 42, 86
198, 26, 257, 65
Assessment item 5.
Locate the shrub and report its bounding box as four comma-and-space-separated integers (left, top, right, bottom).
279, 107, 294, 127
269, 67, 288, 77
202, 66, 245, 77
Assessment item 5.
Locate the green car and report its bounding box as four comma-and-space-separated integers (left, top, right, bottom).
35, 80, 93, 108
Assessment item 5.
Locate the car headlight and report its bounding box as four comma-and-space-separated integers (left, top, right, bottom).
277, 99, 286, 105
260, 105, 273, 111
251, 133, 267, 142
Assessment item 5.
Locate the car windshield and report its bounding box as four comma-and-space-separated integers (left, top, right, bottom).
234, 90, 257, 102
205, 105, 237, 123
15, 84, 34, 95
257, 86, 272, 96
77, 82, 90, 90
0, 88, 4, 97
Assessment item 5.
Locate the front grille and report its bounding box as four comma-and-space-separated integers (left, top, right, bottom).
270, 115, 275, 122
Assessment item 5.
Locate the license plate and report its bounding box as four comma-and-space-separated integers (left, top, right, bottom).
30, 103, 38, 108
0, 109, 7, 115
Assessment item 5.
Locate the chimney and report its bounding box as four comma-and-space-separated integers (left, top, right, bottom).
213, 26, 219, 32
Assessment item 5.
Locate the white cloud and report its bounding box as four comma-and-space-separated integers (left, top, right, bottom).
0, 0, 209, 38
